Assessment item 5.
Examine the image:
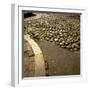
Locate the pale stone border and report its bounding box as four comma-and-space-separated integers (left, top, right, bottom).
24, 35, 45, 76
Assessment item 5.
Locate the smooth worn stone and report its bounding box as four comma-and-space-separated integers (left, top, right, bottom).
50, 38, 53, 42
66, 45, 71, 49
54, 38, 58, 42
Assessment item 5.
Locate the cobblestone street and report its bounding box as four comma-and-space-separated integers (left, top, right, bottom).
23, 12, 80, 77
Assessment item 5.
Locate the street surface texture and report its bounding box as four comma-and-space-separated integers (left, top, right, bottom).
24, 12, 80, 77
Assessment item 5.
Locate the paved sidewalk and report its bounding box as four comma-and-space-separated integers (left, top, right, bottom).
24, 35, 45, 77
24, 39, 35, 77
36, 40, 80, 76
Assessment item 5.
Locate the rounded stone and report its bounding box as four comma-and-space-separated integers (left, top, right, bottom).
49, 38, 53, 42
66, 45, 71, 49
54, 38, 58, 42
73, 48, 78, 51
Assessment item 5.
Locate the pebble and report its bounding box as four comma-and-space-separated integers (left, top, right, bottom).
54, 38, 58, 42
49, 38, 53, 42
